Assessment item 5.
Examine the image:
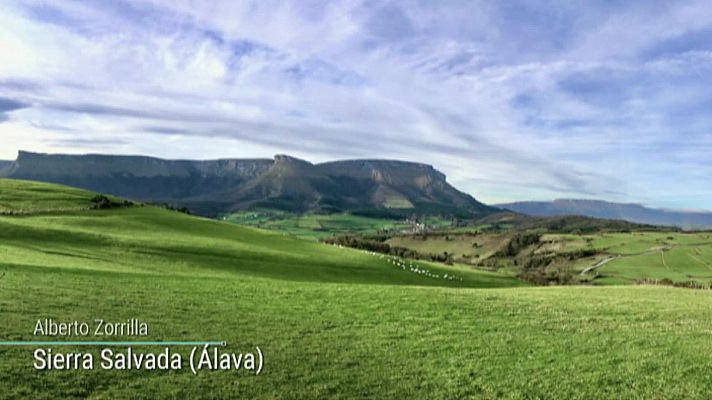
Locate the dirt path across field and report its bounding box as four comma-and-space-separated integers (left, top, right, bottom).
580, 256, 620, 275
661, 251, 671, 270
580, 245, 675, 276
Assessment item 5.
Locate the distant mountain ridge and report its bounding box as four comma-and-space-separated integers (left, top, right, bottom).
0, 160, 12, 170
497, 199, 712, 230
1, 151, 495, 217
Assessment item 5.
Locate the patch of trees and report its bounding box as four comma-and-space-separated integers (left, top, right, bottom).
496, 233, 541, 257
511, 215, 680, 234
560, 248, 598, 260
636, 278, 712, 290
161, 204, 191, 214
321, 235, 454, 264
322, 235, 392, 253
518, 267, 574, 285
407, 231, 480, 241
90, 195, 135, 210
516, 254, 575, 285
474, 256, 500, 270
350, 208, 402, 220
146, 202, 191, 214
512, 244, 600, 285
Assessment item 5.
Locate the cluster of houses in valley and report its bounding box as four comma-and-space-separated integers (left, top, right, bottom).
403, 218, 428, 234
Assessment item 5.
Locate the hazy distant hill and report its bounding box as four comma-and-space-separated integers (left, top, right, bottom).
497, 199, 712, 230
1, 151, 494, 217
0, 160, 12, 173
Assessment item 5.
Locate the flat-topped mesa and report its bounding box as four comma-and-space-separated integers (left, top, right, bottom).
11, 151, 273, 178
190, 158, 274, 177
4, 151, 275, 205
15, 151, 189, 177
318, 159, 447, 184
2, 150, 495, 217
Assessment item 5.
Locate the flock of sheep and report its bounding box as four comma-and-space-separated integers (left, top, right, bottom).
360, 248, 464, 281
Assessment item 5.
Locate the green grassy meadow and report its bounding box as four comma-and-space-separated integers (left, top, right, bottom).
0, 179, 99, 214
542, 232, 712, 284
384, 229, 712, 286
222, 210, 410, 239
3, 179, 712, 398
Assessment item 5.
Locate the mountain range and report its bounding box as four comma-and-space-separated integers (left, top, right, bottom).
498, 199, 712, 230
5, 151, 710, 229
0, 151, 494, 217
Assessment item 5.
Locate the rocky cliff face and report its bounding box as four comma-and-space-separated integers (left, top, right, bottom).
3, 151, 274, 203
317, 159, 446, 184
2, 151, 495, 217
9, 150, 274, 178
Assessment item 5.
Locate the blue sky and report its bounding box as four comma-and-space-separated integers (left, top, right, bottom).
1, 0, 711, 209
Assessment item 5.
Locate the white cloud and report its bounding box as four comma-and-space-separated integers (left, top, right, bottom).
1, 0, 711, 208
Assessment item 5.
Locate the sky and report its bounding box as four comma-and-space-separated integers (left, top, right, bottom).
1, 0, 712, 209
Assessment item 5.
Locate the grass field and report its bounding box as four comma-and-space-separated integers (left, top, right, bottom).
224, 210, 453, 240
386, 233, 506, 261
0, 179, 99, 214
385, 229, 712, 285
542, 232, 712, 284
5, 271, 712, 398
3, 179, 712, 398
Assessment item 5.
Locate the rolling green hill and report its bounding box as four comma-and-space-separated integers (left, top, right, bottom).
0, 179, 514, 288
0, 179, 105, 214
3, 179, 712, 399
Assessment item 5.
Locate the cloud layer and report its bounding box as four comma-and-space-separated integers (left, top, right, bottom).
1, 0, 711, 208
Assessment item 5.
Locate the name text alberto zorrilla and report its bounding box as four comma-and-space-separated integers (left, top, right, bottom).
34, 318, 149, 337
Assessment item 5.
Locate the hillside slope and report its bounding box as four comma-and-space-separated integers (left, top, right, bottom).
2, 180, 712, 398
1, 151, 495, 217
498, 199, 712, 230
0, 178, 517, 288
0, 179, 101, 214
